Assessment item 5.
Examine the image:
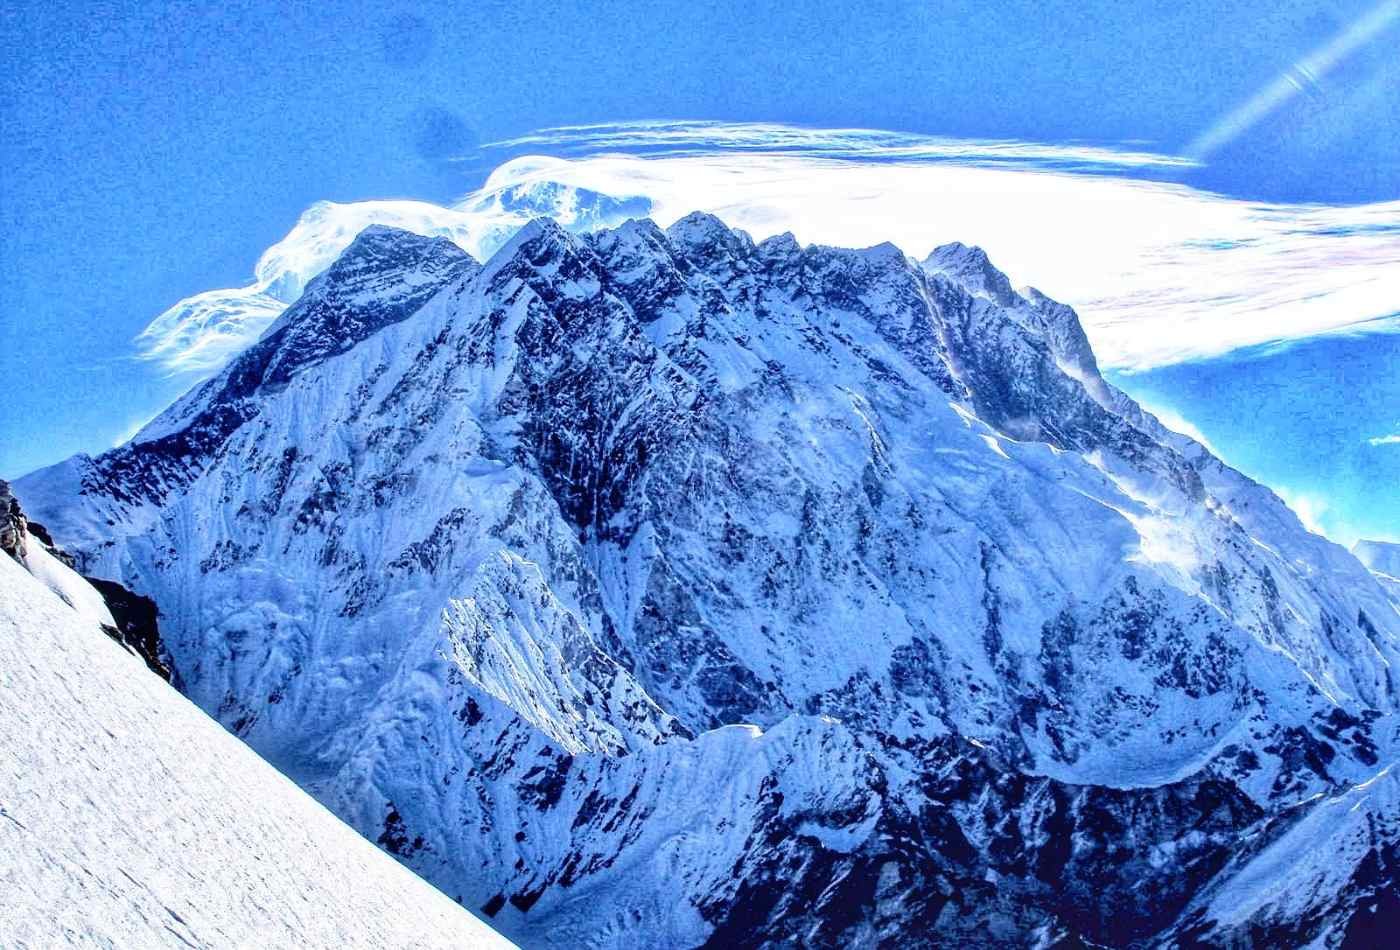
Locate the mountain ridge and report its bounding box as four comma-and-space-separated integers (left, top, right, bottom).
16, 214, 1399, 947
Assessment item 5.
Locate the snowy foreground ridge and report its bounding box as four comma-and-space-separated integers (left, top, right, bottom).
0, 545, 513, 947
15, 214, 1400, 946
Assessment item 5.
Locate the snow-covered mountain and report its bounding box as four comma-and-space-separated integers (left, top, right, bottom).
17, 214, 1399, 946
0, 514, 512, 948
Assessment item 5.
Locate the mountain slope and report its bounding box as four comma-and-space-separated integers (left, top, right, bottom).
0, 542, 512, 949
18, 214, 1400, 947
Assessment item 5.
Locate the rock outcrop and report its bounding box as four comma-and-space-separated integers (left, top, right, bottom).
0, 479, 28, 561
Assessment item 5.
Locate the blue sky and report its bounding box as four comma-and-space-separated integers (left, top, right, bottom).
1109, 330, 1400, 546
2, 0, 1398, 541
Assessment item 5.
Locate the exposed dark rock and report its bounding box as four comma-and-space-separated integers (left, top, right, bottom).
24, 519, 65, 561
0, 479, 27, 561
85, 576, 175, 684
378, 805, 427, 857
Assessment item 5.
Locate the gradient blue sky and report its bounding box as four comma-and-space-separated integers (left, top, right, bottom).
1110, 330, 1400, 546
2, 0, 1398, 538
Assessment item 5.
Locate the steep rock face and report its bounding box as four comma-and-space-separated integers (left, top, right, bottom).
253, 224, 479, 387
1175, 757, 1400, 947
19, 216, 1400, 947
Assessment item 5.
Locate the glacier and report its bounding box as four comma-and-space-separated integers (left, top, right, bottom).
14, 212, 1400, 946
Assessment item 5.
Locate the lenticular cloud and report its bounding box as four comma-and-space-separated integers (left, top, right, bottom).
135, 121, 1400, 377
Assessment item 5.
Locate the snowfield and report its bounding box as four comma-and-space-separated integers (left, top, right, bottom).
0, 548, 512, 949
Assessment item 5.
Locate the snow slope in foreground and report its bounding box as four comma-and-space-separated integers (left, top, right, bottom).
0, 549, 512, 949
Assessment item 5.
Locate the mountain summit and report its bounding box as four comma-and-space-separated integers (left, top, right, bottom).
17, 216, 1399, 947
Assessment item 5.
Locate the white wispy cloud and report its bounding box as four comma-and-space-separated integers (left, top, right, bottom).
134, 200, 508, 375
476, 135, 1400, 371
1367, 433, 1400, 446
136, 121, 1400, 378
486, 120, 1198, 171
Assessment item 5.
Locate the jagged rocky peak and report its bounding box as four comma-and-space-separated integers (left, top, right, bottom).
491, 214, 581, 264
112, 223, 482, 464
254, 224, 478, 383
1018, 284, 1109, 399
326, 222, 471, 277
751, 229, 798, 261
474, 217, 613, 318
922, 239, 1019, 306
15, 210, 1400, 947
665, 209, 757, 261
586, 218, 691, 314
662, 211, 913, 280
